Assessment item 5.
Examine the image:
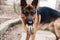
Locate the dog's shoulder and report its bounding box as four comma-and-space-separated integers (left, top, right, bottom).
37, 7, 60, 23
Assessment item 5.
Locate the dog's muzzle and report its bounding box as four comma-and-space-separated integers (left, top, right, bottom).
26, 19, 34, 25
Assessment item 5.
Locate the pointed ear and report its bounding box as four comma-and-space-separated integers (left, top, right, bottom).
20, 0, 27, 7
31, 0, 39, 8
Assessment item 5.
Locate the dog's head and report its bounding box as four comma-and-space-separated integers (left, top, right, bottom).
20, 0, 39, 26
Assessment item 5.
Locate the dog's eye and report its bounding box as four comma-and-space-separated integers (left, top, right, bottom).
23, 11, 29, 16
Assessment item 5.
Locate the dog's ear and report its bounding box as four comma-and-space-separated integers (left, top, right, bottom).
31, 0, 39, 8
20, 0, 27, 7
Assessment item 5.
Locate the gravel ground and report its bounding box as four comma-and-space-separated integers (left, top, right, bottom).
0, 24, 24, 40
0, 24, 56, 40
0, 5, 21, 40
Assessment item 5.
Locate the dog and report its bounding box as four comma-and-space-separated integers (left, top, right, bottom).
20, 0, 60, 40
20, 0, 39, 40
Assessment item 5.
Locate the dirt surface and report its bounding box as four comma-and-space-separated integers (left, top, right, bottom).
0, 24, 24, 40
0, 5, 22, 40
0, 24, 56, 40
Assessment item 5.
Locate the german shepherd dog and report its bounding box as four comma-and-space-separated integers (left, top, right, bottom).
20, 0, 60, 40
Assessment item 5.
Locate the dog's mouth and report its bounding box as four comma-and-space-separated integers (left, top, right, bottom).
25, 19, 34, 34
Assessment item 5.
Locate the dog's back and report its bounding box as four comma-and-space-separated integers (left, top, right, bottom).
37, 7, 60, 23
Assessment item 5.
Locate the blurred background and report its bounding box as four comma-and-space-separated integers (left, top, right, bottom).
0, 0, 60, 20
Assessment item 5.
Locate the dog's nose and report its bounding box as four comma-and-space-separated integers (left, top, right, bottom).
26, 19, 34, 25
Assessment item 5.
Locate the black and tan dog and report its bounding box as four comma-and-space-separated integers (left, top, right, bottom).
20, 0, 60, 40
20, 0, 39, 40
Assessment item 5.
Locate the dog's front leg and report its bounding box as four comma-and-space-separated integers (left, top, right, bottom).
31, 33, 36, 40
26, 31, 30, 40
23, 24, 31, 40
23, 24, 30, 40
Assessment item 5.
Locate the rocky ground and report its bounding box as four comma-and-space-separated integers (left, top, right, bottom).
0, 24, 56, 40
0, 5, 22, 40
0, 24, 23, 40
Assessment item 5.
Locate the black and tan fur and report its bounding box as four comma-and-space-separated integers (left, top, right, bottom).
20, 0, 60, 40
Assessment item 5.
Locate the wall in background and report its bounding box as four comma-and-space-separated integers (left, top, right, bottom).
40, 0, 56, 9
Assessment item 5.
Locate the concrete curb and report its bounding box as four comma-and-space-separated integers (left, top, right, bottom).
0, 18, 21, 35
